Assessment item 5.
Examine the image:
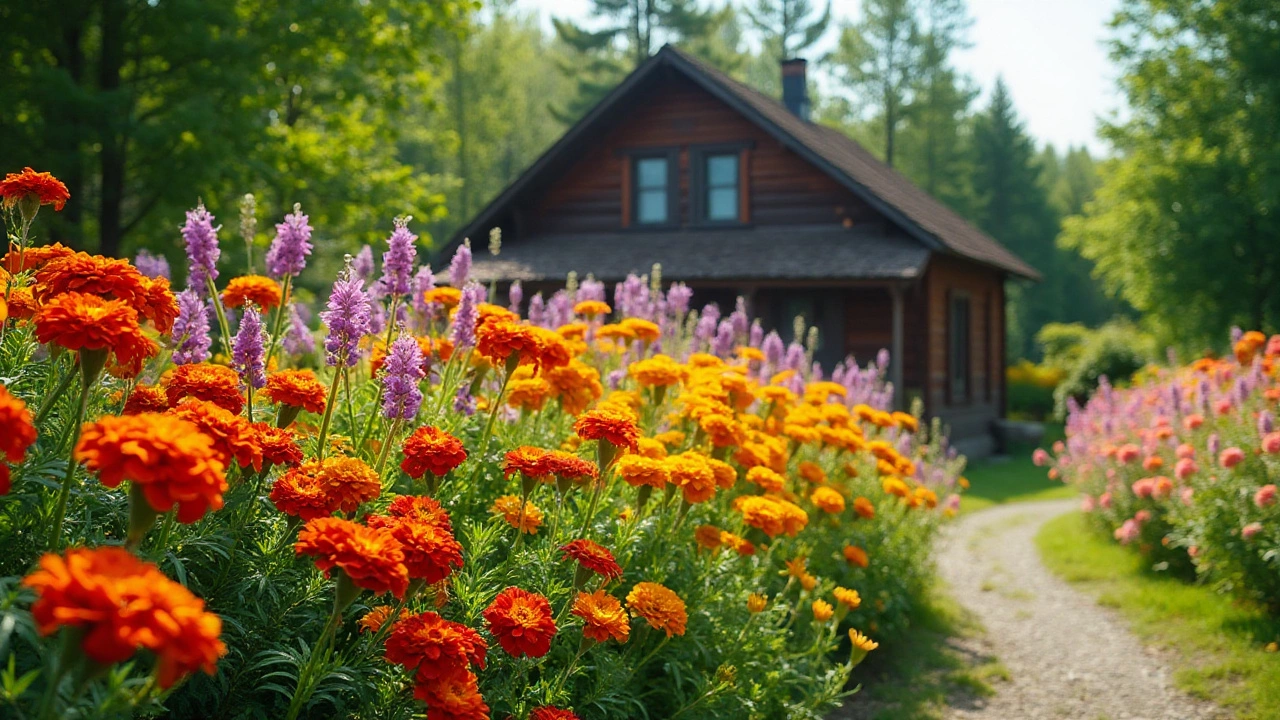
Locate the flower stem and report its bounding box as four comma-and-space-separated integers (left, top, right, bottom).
374, 418, 402, 476
265, 275, 293, 372
284, 611, 341, 720
467, 365, 514, 484
315, 369, 344, 460
206, 277, 234, 358
34, 361, 78, 426
49, 382, 91, 549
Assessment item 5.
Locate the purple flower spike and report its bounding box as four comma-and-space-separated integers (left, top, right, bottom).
509, 280, 524, 316
449, 241, 472, 288
232, 305, 267, 390
528, 293, 546, 327
666, 284, 693, 315
283, 303, 316, 356
352, 245, 375, 283
762, 331, 784, 365
266, 203, 314, 278
321, 266, 373, 367
450, 282, 485, 348
381, 330, 425, 420
135, 249, 170, 280
172, 289, 212, 365
380, 217, 417, 296
182, 202, 221, 293
412, 266, 436, 315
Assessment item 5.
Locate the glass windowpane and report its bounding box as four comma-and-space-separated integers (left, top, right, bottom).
637, 189, 668, 224
708, 187, 737, 221
636, 158, 667, 189
708, 155, 737, 186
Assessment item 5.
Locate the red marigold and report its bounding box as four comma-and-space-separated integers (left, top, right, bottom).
0, 167, 70, 211
384, 610, 487, 681
122, 384, 169, 415
34, 292, 157, 369
75, 413, 228, 523
531, 707, 582, 720
35, 253, 177, 332
21, 547, 225, 688
573, 404, 640, 452
401, 426, 468, 478
4, 242, 74, 273
261, 368, 328, 414
414, 668, 490, 720
270, 456, 380, 520
368, 496, 464, 585
163, 363, 245, 414
560, 538, 623, 581
503, 445, 552, 481
169, 398, 263, 469
571, 590, 630, 644
483, 586, 557, 658
221, 274, 282, 310
625, 581, 687, 637
0, 384, 36, 495
254, 424, 304, 467
544, 450, 599, 483
295, 517, 409, 598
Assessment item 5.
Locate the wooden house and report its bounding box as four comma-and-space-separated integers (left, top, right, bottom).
440, 45, 1039, 453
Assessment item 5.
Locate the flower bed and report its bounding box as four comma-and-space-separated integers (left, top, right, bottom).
0, 169, 964, 719
1040, 329, 1280, 612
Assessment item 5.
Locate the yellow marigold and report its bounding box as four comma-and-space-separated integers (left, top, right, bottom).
913, 486, 938, 509
812, 600, 834, 623
736, 346, 766, 363
769, 369, 797, 385
557, 321, 587, 340
687, 353, 723, 368
720, 531, 756, 556
699, 413, 747, 448
891, 411, 919, 432
834, 587, 862, 610
505, 368, 552, 412
620, 317, 660, 343
666, 451, 717, 503
849, 628, 878, 653
629, 354, 686, 387
596, 324, 635, 346
544, 359, 603, 415
76, 413, 228, 524
853, 496, 876, 519
882, 476, 911, 498
798, 461, 827, 484
34, 292, 157, 370
785, 556, 807, 578
221, 275, 282, 310
574, 300, 611, 317
654, 430, 686, 447
423, 286, 462, 307
866, 440, 898, 463
734, 495, 808, 537
747, 593, 768, 613
799, 572, 818, 591
163, 363, 245, 414
694, 524, 723, 551
707, 456, 737, 488
636, 437, 667, 460
843, 545, 870, 568
804, 381, 847, 403
810, 486, 846, 514
746, 466, 786, 492
490, 494, 543, 534
615, 454, 670, 490
573, 590, 630, 644
626, 582, 687, 637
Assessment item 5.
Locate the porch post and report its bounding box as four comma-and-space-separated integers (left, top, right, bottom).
889, 284, 905, 410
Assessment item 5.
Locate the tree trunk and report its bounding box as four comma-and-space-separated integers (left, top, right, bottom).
97, 0, 127, 257
57, 17, 87, 249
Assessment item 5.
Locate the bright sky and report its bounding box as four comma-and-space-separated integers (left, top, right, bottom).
516, 0, 1122, 154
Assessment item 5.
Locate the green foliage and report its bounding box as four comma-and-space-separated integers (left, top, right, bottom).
1051, 320, 1156, 418
743, 0, 833, 62
1060, 0, 1280, 350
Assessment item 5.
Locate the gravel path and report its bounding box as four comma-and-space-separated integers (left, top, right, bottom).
840, 499, 1224, 720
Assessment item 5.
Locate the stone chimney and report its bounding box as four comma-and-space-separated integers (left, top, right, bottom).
781, 58, 810, 120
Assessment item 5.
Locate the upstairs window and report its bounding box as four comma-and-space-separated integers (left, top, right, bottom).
949, 294, 971, 403
703, 153, 739, 222
634, 156, 670, 225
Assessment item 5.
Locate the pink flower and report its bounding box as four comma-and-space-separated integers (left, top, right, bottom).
1135, 509, 1152, 524
1219, 447, 1246, 469
1176, 443, 1195, 460
1180, 487, 1195, 506
1053, 441, 1065, 454
1242, 522, 1263, 541
1215, 399, 1232, 416
1115, 519, 1141, 545
1174, 458, 1198, 481
1032, 448, 1050, 467
1117, 444, 1141, 464
1100, 492, 1113, 509
1132, 478, 1155, 499
1081, 496, 1097, 513
1255, 484, 1277, 508
1263, 432, 1280, 454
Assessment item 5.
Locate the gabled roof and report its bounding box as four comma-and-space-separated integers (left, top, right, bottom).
444, 44, 1039, 281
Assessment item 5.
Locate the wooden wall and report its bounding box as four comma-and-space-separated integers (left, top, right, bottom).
527, 72, 876, 234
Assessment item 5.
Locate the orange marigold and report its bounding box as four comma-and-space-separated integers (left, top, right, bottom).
254, 424, 304, 467
531, 707, 582, 720
620, 317, 660, 343
4, 242, 73, 273
34, 292, 157, 369
76, 413, 228, 523
261, 369, 327, 413
122, 384, 169, 415
21, 547, 225, 688
35, 253, 177, 332
413, 667, 489, 718
0, 384, 36, 494
572, 589, 630, 644
270, 456, 380, 520
615, 454, 670, 490
545, 359, 604, 415
666, 451, 718, 504
5, 285, 37, 320
295, 517, 409, 598
810, 486, 846, 514
163, 363, 245, 414
853, 496, 876, 519
573, 404, 640, 453
720, 531, 756, 556
560, 538, 623, 581
626, 581, 687, 637
694, 524, 723, 551
220, 274, 282, 310
423, 286, 463, 308
745, 466, 786, 493
358, 604, 408, 634
0, 167, 69, 211
834, 587, 862, 610
573, 300, 611, 317
490, 494, 543, 534
401, 426, 468, 478
812, 600, 834, 623
476, 317, 544, 369
707, 457, 737, 489
483, 586, 557, 658
367, 496, 464, 585
798, 461, 827, 484
734, 495, 809, 538
544, 450, 599, 483
169, 398, 263, 469
384, 610, 487, 682
843, 545, 870, 568
503, 445, 553, 481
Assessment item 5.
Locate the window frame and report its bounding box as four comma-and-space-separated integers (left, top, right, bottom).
624, 148, 679, 229
948, 291, 972, 405
690, 142, 753, 227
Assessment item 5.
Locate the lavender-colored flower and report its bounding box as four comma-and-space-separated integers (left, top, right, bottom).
749, 320, 764, 348
876, 348, 891, 370
527, 293, 546, 327
380, 217, 417, 296
182, 202, 221, 292
730, 297, 749, 337
172, 289, 212, 365
411, 265, 436, 315
508, 281, 523, 315
265, 203, 314, 279
577, 278, 606, 303
762, 331, 785, 365
1260, 410, 1274, 437
453, 385, 476, 416
547, 290, 573, 328
1230, 326, 1243, 345
381, 330, 425, 420
694, 308, 719, 345
134, 249, 170, 280
784, 342, 806, 372
449, 241, 472, 288
368, 292, 387, 337
666, 283, 693, 315
321, 269, 372, 367
615, 274, 649, 317
607, 368, 627, 390
283, 303, 316, 356
450, 282, 485, 348
232, 305, 267, 390
352, 245, 375, 283
713, 319, 735, 357
1207, 432, 1220, 457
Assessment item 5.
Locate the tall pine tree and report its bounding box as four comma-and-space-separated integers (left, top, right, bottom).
830, 0, 920, 167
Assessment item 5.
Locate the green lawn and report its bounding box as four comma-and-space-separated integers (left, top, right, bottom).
959, 424, 1075, 513
1037, 512, 1280, 719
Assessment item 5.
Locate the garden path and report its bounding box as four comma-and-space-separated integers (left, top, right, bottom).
933, 498, 1222, 720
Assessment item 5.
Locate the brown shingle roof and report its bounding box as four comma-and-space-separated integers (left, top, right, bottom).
470, 225, 930, 283
444, 45, 1038, 281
